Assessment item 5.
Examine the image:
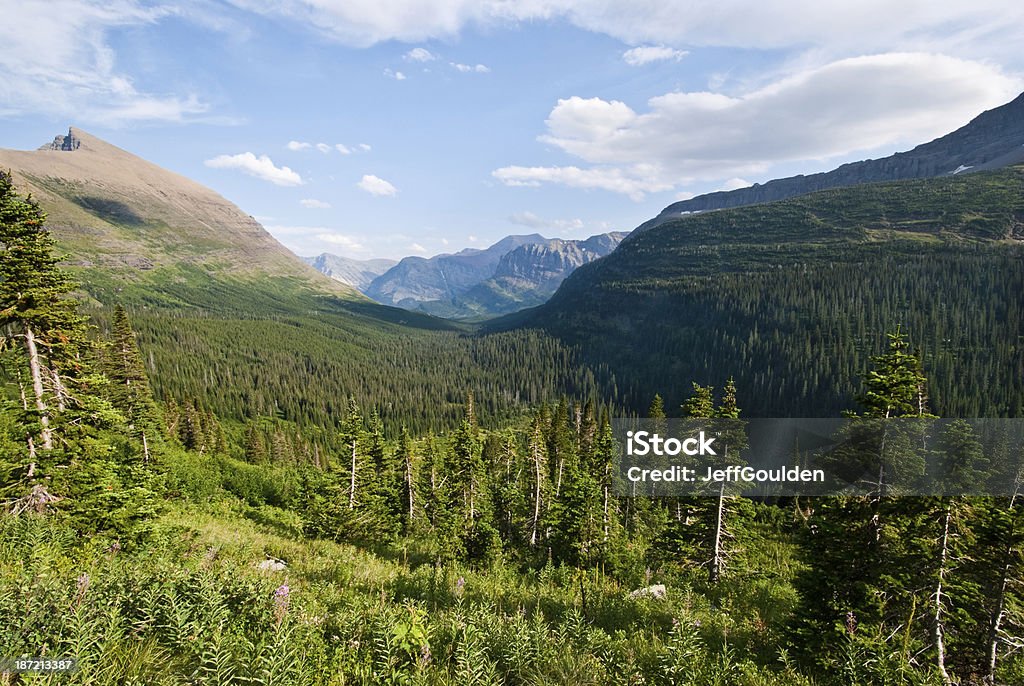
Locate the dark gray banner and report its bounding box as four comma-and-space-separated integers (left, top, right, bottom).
612, 418, 1024, 497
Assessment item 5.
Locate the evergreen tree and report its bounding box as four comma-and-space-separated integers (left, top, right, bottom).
0, 171, 94, 460
105, 304, 161, 461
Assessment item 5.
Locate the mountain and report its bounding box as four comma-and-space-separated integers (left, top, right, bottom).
451, 232, 627, 318
364, 234, 548, 307
636, 91, 1024, 234
0, 128, 356, 297
495, 166, 1024, 418
303, 253, 396, 291
361, 232, 625, 319
0, 128, 604, 432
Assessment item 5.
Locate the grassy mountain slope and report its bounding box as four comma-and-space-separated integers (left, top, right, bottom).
498, 167, 1024, 417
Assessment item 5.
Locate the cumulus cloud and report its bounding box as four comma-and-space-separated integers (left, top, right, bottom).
205, 152, 304, 186
335, 143, 352, 154
405, 47, 436, 61
719, 177, 752, 191
359, 143, 372, 151
316, 142, 332, 153
263, 225, 365, 255
316, 232, 364, 251
622, 45, 688, 66
496, 52, 1021, 197
357, 174, 398, 196
409, 242, 428, 253
493, 165, 675, 201
300, 198, 331, 208
509, 211, 585, 233
287, 141, 312, 151
451, 62, 490, 73
384, 68, 407, 80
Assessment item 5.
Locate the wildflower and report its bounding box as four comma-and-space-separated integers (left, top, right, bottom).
273, 584, 290, 626
73, 572, 90, 609
454, 576, 465, 598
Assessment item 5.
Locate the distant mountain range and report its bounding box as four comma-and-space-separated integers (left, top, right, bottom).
635, 91, 1024, 234
303, 254, 397, 291
310, 231, 626, 319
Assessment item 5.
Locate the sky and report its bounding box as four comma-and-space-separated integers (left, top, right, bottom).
1, 1, 1023, 260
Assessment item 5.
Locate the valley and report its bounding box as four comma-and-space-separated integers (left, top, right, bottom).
2, 90, 1023, 685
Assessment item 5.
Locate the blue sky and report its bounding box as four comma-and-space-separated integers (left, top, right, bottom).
1, 1, 1023, 260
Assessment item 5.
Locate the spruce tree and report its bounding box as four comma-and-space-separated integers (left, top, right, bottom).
106, 304, 161, 460
0, 171, 90, 458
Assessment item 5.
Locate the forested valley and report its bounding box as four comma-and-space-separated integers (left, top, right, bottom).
2, 167, 1023, 686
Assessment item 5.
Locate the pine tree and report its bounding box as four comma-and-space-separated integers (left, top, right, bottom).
0, 171, 90, 459
339, 397, 365, 509
106, 304, 162, 461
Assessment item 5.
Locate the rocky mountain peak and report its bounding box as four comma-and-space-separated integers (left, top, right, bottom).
39, 128, 82, 152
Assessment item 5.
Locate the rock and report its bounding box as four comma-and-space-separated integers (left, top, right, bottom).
257, 558, 287, 572
629, 584, 667, 600
39, 129, 81, 152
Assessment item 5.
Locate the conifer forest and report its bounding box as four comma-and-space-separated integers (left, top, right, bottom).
1, 161, 1023, 686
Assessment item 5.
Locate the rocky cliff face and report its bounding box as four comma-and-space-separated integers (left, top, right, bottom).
489, 233, 627, 291
639, 91, 1024, 232
432, 232, 626, 319
39, 129, 82, 151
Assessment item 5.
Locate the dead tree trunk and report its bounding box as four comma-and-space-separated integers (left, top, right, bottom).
709, 480, 726, 584
986, 480, 1021, 684
531, 439, 543, 547
934, 501, 953, 686
24, 326, 52, 450
348, 439, 357, 509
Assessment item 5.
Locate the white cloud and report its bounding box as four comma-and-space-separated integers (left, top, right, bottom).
509, 211, 585, 234
719, 177, 751, 191
221, 1, 1024, 64
335, 143, 352, 154
316, 232, 364, 251
622, 45, 688, 66
300, 198, 331, 208
409, 242, 428, 253
451, 62, 490, 73
468, 235, 478, 242
357, 174, 398, 196
384, 68, 407, 80
359, 143, 372, 151
0, 1, 215, 126
264, 224, 366, 256
205, 152, 304, 186
493, 164, 675, 201
496, 52, 1021, 197
287, 140, 312, 151
316, 142, 332, 153
405, 47, 436, 62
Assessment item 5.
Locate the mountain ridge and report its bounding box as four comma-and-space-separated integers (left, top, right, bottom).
0, 127, 359, 299
349, 231, 624, 319
496, 165, 1024, 416
636, 91, 1024, 234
